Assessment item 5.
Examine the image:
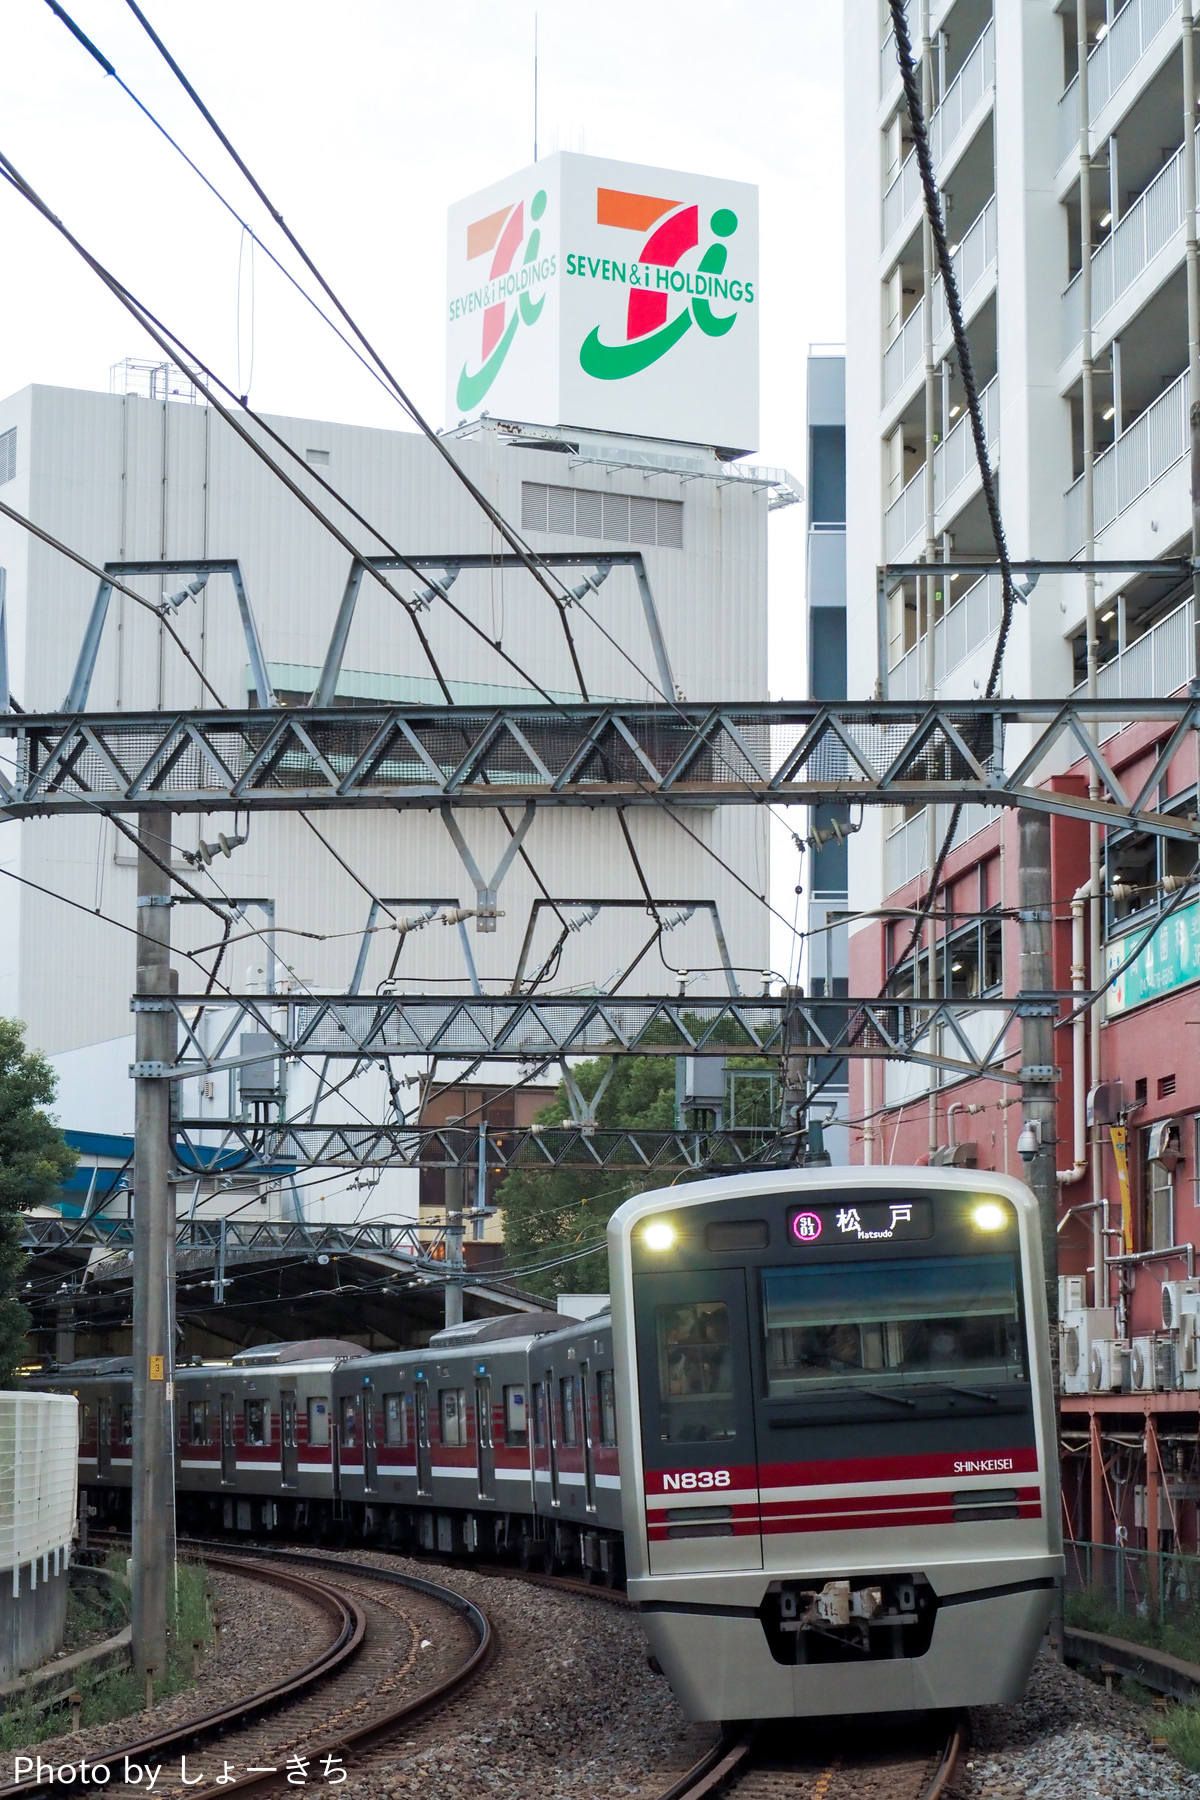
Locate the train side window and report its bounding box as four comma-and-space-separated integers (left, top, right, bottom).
383, 1393, 406, 1446
597, 1370, 618, 1447
654, 1301, 736, 1442
119, 1403, 134, 1445
533, 1382, 547, 1448
560, 1376, 579, 1446
189, 1400, 209, 1446
245, 1399, 269, 1446
78, 1404, 90, 1445
503, 1384, 528, 1447
440, 1388, 467, 1447
340, 1396, 358, 1448
308, 1398, 330, 1446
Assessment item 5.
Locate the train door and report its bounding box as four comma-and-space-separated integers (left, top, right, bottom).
280, 1392, 298, 1488
580, 1361, 596, 1512
97, 1398, 111, 1478
474, 1379, 494, 1502
220, 1393, 236, 1485
633, 1269, 762, 1573
545, 1375, 560, 1505
362, 1384, 377, 1491
414, 1380, 432, 1494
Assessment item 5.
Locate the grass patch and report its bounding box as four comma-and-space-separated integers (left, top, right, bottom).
1065, 1587, 1200, 1667
0, 1557, 212, 1750
1164, 1703, 1200, 1771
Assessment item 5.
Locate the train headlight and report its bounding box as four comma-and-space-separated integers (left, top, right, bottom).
642, 1219, 677, 1251
972, 1201, 1007, 1232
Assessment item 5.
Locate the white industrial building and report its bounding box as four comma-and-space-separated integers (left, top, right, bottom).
0, 374, 779, 1224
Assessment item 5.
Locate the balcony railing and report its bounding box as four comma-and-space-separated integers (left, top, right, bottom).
882, 21, 995, 249
1058, 0, 1181, 168
1062, 137, 1193, 359
1064, 368, 1188, 552
1071, 593, 1195, 740
885, 802, 996, 892
883, 199, 997, 406
888, 571, 1003, 701
881, 27, 899, 100
884, 376, 999, 560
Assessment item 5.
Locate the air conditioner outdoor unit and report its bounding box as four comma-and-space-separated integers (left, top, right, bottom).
1088, 1336, 1123, 1394
1059, 1276, 1086, 1314
1130, 1336, 1158, 1393
1063, 1308, 1117, 1396
1180, 1313, 1200, 1386
1161, 1280, 1200, 1330
1155, 1337, 1179, 1391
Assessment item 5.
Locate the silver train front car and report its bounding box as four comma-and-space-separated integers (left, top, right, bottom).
608, 1166, 1062, 1722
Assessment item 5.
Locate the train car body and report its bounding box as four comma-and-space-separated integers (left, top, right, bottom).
175, 1340, 367, 1533
608, 1167, 1062, 1722
527, 1312, 623, 1579
331, 1314, 562, 1556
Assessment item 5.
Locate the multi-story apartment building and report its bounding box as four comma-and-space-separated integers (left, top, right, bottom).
802, 350, 850, 1161
846, 0, 1200, 1572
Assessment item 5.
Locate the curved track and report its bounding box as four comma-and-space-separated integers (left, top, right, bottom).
1, 1548, 491, 1800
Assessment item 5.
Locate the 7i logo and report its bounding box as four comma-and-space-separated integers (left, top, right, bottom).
453, 188, 554, 412
571, 188, 754, 381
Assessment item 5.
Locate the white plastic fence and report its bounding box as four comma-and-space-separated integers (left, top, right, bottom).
0, 1392, 77, 1595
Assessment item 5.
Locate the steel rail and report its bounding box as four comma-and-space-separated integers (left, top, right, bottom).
0, 1553, 367, 1800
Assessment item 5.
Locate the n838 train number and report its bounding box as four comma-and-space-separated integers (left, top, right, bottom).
661, 1470, 731, 1491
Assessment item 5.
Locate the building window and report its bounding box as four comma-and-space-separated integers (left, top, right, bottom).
521, 481, 683, 548
1143, 1130, 1175, 1251
0, 428, 15, 485
597, 1370, 618, 1447
189, 1401, 209, 1446
809, 426, 846, 527
245, 1399, 269, 1446
439, 1387, 467, 1448
308, 1397, 330, 1446
503, 1384, 528, 1447
1106, 798, 1197, 936
560, 1375, 579, 1446
383, 1393, 406, 1446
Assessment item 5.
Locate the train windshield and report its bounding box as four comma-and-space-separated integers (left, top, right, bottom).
761, 1254, 1025, 1396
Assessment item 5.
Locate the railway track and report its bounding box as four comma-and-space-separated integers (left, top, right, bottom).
657, 1716, 963, 1800
0, 1548, 491, 1800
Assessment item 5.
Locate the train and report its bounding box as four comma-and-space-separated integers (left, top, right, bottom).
34, 1166, 1061, 1722
608, 1166, 1063, 1719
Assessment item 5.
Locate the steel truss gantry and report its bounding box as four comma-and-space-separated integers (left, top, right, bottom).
171, 1119, 792, 1175
5, 695, 1199, 839
139, 989, 1070, 1085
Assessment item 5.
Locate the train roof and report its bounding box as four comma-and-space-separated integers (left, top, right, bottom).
427, 1311, 567, 1346
230, 1339, 369, 1366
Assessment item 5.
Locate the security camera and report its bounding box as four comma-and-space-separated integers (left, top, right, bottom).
1017, 1120, 1041, 1163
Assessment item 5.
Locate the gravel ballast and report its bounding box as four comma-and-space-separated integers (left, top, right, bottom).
948, 1650, 1200, 1800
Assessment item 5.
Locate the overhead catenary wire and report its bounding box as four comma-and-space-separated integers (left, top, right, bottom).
110, 0, 592, 700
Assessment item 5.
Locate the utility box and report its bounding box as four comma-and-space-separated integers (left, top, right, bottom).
238, 1033, 280, 1103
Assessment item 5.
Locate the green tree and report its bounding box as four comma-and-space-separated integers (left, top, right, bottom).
496, 1057, 677, 1300
0, 1019, 76, 1381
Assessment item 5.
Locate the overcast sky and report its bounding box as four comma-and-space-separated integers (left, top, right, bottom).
1, 0, 846, 979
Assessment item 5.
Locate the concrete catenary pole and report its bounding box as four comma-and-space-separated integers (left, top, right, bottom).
1018, 808, 1062, 1657
131, 814, 177, 1686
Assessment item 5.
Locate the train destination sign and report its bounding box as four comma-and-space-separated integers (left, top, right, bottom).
788, 1199, 934, 1246
446, 151, 759, 452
